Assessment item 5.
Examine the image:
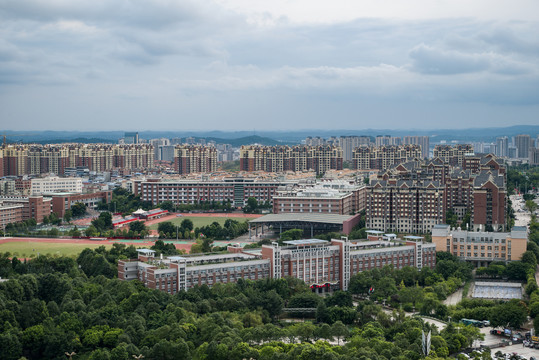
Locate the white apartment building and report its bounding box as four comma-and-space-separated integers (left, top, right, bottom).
31, 176, 83, 195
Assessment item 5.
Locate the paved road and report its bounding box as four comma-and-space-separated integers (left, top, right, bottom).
510, 195, 532, 227
444, 287, 464, 306
380, 308, 447, 331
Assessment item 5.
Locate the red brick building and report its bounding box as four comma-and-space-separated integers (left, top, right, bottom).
118, 236, 436, 294
50, 191, 112, 217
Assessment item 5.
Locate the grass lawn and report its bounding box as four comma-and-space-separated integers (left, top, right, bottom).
148, 216, 249, 230
0, 241, 112, 258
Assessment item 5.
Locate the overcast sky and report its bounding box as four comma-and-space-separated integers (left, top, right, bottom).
1, 0, 538, 131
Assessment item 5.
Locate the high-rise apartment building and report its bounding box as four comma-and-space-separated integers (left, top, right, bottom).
529, 148, 539, 166
1, 144, 154, 176
150, 138, 170, 160
496, 137, 509, 157
173, 145, 217, 175
366, 179, 445, 233
514, 134, 532, 159
124, 132, 139, 144
239, 145, 343, 175
375, 135, 391, 146
433, 144, 474, 167
352, 144, 421, 170
366, 155, 507, 233
305, 136, 326, 146
403, 136, 430, 159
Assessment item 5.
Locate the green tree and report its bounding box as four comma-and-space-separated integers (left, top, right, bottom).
490, 299, 528, 329
71, 202, 87, 217
129, 221, 146, 234
63, 209, 72, 223
181, 219, 194, 231
526, 199, 538, 214
280, 229, 303, 241
158, 222, 176, 237
331, 321, 349, 345
505, 261, 530, 280
159, 201, 175, 212
85, 225, 98, 237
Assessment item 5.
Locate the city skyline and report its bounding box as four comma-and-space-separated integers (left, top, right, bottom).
1, 0, 538, 131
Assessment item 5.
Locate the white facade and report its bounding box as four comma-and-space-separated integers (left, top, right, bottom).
31, 176, 83, 195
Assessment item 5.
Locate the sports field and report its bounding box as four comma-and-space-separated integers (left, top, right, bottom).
148, 215, 250, 230
0, 241, 113, 257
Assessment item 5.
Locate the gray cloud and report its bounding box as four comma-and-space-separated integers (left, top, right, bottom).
0, 1, 538, 130
409, 44, 491, 74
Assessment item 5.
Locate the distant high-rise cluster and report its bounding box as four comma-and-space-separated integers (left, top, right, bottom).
402, 136, 430, 159
304, 135, 429, 161
239, 145, 343, 175
352, 144, 422, 170
173, 145, 218, 174
0, 144, 154, 176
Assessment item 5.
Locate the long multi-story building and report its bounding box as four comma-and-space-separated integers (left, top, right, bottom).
0, 202, 24, 228
30, 176, 83, 195
118, 235, 436, 294
173, 145, 217, 175
49, 191, 112, 218
432, 225, 528, 266
352, 145, 422, 170
433, 144, 474, 167
272, 181, 366, 215
0, 196, 52, 224
239, 145, 343, 175
1, 144, 154, 176
133, 177, 294, 207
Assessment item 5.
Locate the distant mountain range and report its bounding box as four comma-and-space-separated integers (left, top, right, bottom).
1, 125, 538, 145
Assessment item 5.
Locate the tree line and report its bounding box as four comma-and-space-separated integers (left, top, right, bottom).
0, 246, 489, 360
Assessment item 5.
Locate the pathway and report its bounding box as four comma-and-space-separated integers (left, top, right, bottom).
443, 287, 464, 306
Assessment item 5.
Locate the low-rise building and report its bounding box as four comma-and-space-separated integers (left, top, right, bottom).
432, 224, 528, 266
50, 191, 112, 217
272, 181, 366, 215
0, 202, 24, 228
0, 196, 52, 224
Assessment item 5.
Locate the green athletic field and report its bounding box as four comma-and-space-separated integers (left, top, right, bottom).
148, 216, 249, 230
0, 242, 112, 258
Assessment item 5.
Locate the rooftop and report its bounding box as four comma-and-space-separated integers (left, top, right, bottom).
283, 239, 328, 246
249, 213, 356, 225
